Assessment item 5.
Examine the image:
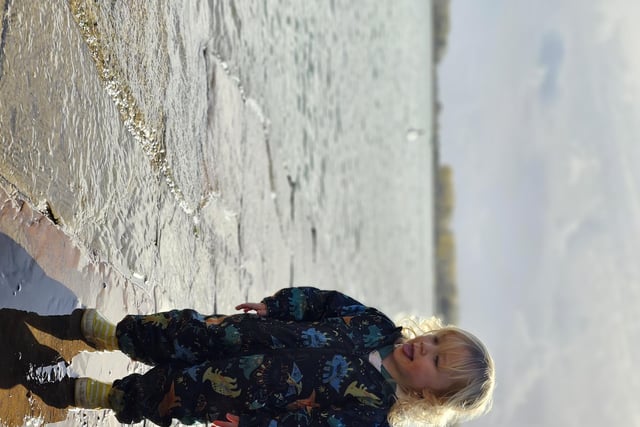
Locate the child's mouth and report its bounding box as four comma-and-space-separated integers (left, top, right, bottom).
402, 343, 414, 361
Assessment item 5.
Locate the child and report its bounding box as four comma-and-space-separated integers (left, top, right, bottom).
73, 287, 495, 426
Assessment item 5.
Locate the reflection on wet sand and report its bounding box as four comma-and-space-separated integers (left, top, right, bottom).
0, 308, 92, 426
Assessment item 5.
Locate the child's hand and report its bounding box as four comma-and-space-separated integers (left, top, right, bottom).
235, 302, 267, 316
212, 413, 239, 427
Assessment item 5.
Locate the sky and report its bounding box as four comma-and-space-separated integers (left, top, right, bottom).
439, 1, 640, 426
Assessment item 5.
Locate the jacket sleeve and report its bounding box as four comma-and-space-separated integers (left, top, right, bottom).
239, 406, 391, 427
261, 287, 370, 321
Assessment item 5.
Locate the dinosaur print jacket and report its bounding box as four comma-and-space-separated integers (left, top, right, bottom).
112, 287, 403, 426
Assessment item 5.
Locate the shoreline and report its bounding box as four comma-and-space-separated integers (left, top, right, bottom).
430, 0, 458, 325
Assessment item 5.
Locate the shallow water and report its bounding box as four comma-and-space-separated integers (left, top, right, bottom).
1, 2, 433, 422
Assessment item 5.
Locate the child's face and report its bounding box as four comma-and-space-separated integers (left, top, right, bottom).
389, 332, 470, 396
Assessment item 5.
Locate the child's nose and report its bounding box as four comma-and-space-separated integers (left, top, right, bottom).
421, 337, 438, 353
420, 341, 434, 355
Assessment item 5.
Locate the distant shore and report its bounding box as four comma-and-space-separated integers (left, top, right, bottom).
430, 0, 459, 324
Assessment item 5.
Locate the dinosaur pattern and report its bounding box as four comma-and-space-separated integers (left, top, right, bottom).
112, 287, 403, 426
202, 368, 241, 398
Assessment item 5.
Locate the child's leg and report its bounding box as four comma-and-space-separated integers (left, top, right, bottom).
115, 309, 225, 365
115, 310, 315, 365
108, 359, 252, 426
109, 351, 333, 426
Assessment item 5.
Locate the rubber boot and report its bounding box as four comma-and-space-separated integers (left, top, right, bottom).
74, 378, 112, 409
80, 309, 119, 351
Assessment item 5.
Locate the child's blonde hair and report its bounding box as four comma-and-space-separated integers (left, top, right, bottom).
387, 317, 495, 426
